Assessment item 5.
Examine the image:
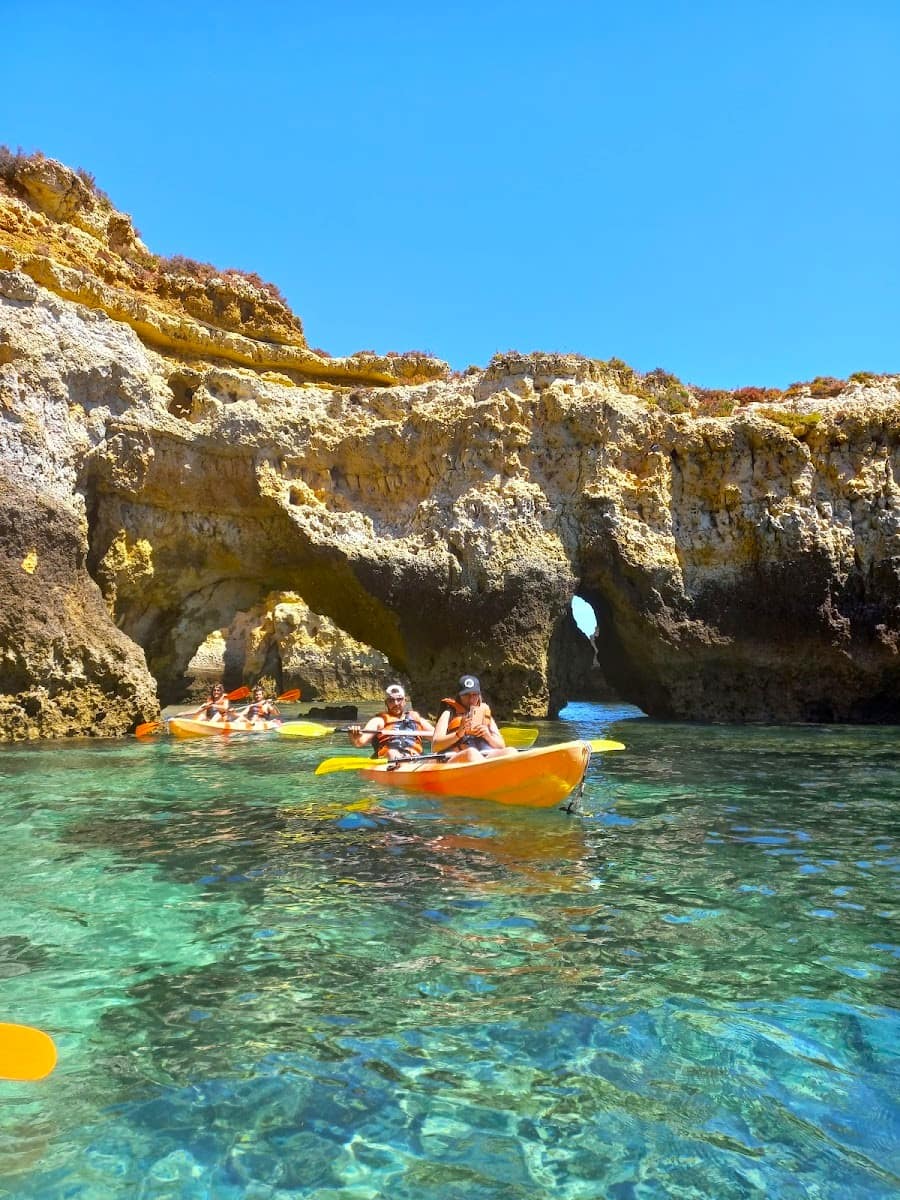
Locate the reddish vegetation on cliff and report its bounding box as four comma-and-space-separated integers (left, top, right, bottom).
0, 154, 897, 737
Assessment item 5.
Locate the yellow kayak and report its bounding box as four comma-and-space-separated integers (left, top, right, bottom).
167, 717, 282, 739
358, 740, 592, 808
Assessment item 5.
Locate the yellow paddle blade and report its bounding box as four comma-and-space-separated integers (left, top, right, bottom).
279, 721, 335, 738
588, 739, 626, 752
0, 1023, 57, 1081
315, 757, 370, 775
499, 726, 539, 749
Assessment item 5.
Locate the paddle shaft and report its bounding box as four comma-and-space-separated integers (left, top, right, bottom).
336, 725, 538, 746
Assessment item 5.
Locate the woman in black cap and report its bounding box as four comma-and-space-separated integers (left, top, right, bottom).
432, 674, 515, 762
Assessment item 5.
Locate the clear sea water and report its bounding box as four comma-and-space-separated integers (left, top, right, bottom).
0, 702, 897, 1199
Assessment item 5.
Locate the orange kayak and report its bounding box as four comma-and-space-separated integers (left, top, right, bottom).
359, 740, 592, 808
167, 717, 281, 739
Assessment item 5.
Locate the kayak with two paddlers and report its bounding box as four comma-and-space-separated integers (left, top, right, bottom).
316, 738, 624, 808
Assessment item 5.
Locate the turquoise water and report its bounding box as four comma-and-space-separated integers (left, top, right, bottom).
0, 702, 897, 1199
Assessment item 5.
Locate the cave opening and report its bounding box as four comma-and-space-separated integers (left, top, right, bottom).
571, 595, 598, 640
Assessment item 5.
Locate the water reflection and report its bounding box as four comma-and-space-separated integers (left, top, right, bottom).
0, 706, 897, 1198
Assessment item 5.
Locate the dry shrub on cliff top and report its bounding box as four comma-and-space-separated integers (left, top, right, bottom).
693, 388, 736, 417
156, 253, 290, 307
0, 145, 112, 206
0, 144, 36, 197
638, 368, 694, 414
732, 386, 784, 407
597, 359, 697, 414
785, 375, 846, 399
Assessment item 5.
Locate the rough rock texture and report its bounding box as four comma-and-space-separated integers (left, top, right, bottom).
186, 592, 397, 701
0, 155, 898, 736
0, 478, 157, 737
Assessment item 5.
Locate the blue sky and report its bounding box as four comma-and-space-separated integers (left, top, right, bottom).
3, 0, 898, 388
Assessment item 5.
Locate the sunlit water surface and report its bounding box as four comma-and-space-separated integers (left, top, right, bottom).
0, 703, 897, 1198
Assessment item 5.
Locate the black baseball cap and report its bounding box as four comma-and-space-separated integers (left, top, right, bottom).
457, 674, 481, 695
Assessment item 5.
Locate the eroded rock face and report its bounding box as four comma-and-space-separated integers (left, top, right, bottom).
185, 592, 397, 702
577, 406, 900, 721
0, 155, 898, 736
0, 479, 157, 737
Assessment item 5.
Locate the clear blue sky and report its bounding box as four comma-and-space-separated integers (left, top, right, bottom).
4, 0, 898, 388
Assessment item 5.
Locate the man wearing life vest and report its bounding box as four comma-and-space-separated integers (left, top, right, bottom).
236, 685, 282, 729
346, 684, 435, 760
432, 674, 517, 762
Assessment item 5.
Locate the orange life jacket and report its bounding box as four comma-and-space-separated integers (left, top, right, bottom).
246, 699, 278, 720
440, 698, 493, 750
373, 710, 425, 758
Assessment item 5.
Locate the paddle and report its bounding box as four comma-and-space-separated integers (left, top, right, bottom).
314, 739, 625, 776
280, 722, 539, 748
135, 685, 250, 738
278, 720, 337, 739
233, 688, 301, 708
135, 687, 300, 738
0, 1023, 57, 1082
315, 752, 451, 776
498, 727, 539, 748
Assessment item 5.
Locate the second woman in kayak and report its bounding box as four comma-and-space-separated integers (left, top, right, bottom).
432, 674, 517, 762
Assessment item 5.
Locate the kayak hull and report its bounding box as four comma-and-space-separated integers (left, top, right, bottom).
358, 740, 592, 808
167, 717, 281, 739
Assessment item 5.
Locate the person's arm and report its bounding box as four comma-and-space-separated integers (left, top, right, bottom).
410, 710, 435, 738
347, 717, 383, 748
467, 709, 506, 750
482, 715, 507, 749
431, 709, 454, 753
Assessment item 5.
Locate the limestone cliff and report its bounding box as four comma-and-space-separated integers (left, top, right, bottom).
0, 152, 897, 737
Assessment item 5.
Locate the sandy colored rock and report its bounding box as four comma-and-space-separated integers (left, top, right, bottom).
184, 593, 396, 701
0, 153, 898, 736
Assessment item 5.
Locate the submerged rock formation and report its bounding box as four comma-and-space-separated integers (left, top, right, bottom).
0, 152, 897, 737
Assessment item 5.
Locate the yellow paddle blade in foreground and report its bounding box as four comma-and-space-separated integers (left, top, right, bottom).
499, 726, 539, 748
587, 739, 626, 752
279, 721, 334, 738
0, 1023, 57, 1082
315, 756, 377, 774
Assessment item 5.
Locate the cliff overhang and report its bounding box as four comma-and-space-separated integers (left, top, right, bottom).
0, 153, 897, 737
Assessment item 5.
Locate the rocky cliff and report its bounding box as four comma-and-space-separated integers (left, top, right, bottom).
0, 153, 897, 737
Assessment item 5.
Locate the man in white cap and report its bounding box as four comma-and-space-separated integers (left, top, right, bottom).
346, 684, 435, 760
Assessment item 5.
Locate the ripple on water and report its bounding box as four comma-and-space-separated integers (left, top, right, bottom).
0, 709, 897, 1198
